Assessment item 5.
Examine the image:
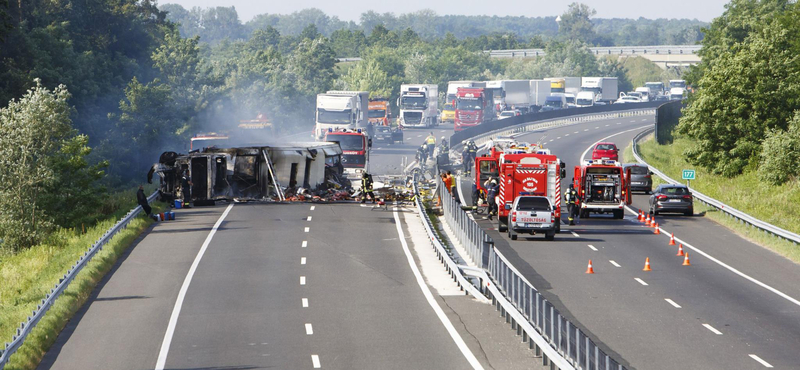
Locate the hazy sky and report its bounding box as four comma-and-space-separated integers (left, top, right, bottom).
161, 0, 730, 22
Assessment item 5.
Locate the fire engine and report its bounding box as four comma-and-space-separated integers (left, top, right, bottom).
573, 159, 632, 219
324, 129, 371, 170
475, 144, 566, 233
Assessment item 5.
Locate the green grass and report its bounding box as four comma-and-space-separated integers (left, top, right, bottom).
626, 135, 800, 264
0, 186, 165, 370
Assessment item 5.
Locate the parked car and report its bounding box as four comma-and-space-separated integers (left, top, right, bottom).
373, 125, 403, 144
623, 163, 653, 193
649, 184, 693, 216
591, 142, 619, 161
507, 196, 557, 241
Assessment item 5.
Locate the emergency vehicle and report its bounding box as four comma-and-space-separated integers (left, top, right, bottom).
573, 159, 632, 219
324, 129, 371, 169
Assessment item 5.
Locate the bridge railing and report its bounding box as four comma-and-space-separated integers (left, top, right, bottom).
487, 45, 702, 58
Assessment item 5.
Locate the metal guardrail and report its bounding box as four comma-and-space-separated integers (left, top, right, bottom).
0, 191, 159, 369
438, 176, 491, 269
487, 45, 702, 58
632, 129, 800, 246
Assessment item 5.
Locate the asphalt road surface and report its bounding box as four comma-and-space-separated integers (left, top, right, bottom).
460, 114, 800, 369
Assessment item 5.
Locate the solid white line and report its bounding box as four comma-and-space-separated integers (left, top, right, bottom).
571, 231, 580, 237
587, 244, 598, 251
305, 323, 313, 335
312, 355, 321, 368
703, 323, 723, 335
304, 227, 310, 233
301, 257, 306, 265
634, 278, 648, 286
302, 240, 308, 248
623, 204, 800, 308
392, 207, 484, 369
307, 216, 312, 221
665, 298, 682, 308
749, 354, 774, 368
155, 204, 235, 370
302, 298, 309, 308
300, 276, 306, 285
457, 176, 467, 206
609, 260, 621, 267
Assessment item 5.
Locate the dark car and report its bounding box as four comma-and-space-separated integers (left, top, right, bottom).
649, 184, 693, 216
373, 125, 403, 144
623, 163, 653, 193
591, 142, 619, 161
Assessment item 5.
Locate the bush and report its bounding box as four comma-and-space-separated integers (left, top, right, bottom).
759, 111, 800, 185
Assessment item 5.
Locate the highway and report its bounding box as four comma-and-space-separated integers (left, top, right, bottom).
460, 114, 800, 369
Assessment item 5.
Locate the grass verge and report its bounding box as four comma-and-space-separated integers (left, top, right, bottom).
0, 188, 165, 370
625, 135, 800, 264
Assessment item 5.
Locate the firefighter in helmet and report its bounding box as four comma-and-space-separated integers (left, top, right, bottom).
425, 132, 436, 157
565, 182, 581, 225
361, 172, 376, 204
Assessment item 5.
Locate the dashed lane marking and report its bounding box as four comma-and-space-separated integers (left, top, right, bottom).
703, 324, 723, 335
302, 298, 309, 308
665, 298, 682, 308
616, 122, 621, 124
310, 206, 315, 211
587, 244, 598, 251
635, 278, 648, 286
305, 323, 313, 335
609, 260, 621, 267
574, 131, 579, 134
749, 354, 774, 368
641, 119, 648, 122
307, 216, 312, 221
571, 231, 580, 237
302, 240, 307, 248
584, 129, 589, 131
605, 124, 610, 127
300, 276, 306, 285
312, 355, 321, 368
304, 227, 310, 233
556, 137, 562, 139
565, 134, 570, 137
549, 139, 554, 142
301, 257, 306, 265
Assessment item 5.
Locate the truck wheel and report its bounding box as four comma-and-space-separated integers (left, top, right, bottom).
544, 231, 555, 241
498, 219, 507, 232
555, 222, 561, 234
614, 210, 624, 219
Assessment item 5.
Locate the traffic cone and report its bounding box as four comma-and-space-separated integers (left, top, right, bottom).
652, 218, 658, 228
669, 233, 676, 246
586, 260, 595, 274
683, 252, 691, 266
676, 243, 685, 256
645, 214, 651, 226
653, 223, 660, 234
643, 257, 652, 271
638, 210, 643, 221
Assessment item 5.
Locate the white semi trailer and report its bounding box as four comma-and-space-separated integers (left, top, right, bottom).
398, 84, 438, 128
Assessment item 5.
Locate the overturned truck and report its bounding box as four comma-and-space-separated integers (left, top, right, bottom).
149, 143, 349, 205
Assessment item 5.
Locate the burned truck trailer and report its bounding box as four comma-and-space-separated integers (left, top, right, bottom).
149, 143, 345, 204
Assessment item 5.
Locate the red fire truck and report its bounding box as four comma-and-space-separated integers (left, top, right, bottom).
454, 87, 495, 132
573, 159, 632, 219
324, 129, 371, 169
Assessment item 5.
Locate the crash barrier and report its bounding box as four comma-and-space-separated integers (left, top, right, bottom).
437, 176, 492, 269
654, 100, 682, 144
450, 101, 663, 150
0, 191, 159, 369
632, 128, 800, 247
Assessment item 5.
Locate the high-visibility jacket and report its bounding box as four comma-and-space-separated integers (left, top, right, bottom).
565, 189, 579, 204
361, 176, 373, 192
426, 135, 436, 145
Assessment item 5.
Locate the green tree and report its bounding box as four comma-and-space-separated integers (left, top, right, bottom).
759, 112, 800, 185
558, 3, 597, 44
340, 59, 393, 98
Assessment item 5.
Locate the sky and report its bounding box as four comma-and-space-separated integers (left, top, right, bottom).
161, 0, 730, 22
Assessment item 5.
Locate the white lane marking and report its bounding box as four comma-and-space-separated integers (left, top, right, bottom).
302, 240, 308, 248
605, 124, 609, 127
417, 134, 422, 137
301, 257, 306, 265
587, 244, 598, 251
609, 260, 621, 267
310, 206, 315, 211
300, 276, 306, 285
549, 139, 554, 142
571, 231, 580, 237
641, 119, 648, 122
155, 204, 235, 370
312, 355, 321, 368
392, 207, 484, 369
584, 129, 589, 132
616, 122, 621, 124
574, 131, 579, 134
703, 324, 723, 335
302, 298, 309, 307
305, 323, 313, 335
556, 136, 562, 139
630, 120, 637, 123
457, 175, 467, 206
635, 278, 649, 286
665, 298, 682, 308
580, 125, 652, 161
304, 227, 310, 233
749, 354, 774, 368
565, 133, 570, 137
594, 126, 599, 129
307, 216, 312, 221
623, 204, 800, 308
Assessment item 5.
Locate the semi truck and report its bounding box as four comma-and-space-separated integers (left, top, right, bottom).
454, 87, 494, 132
645, 82, 666, 98
486, 80, 531, 112
324, 130, 370, 170
581, 77, 618, 104
398, 84, 438, 128
368, 98, 390, 126
573, 159, 632, 219
546, 77, 581, 95
529, 80, 551, 110
315, 91, 369, 140
446, 81, 486, 105
669, 80, 687, 100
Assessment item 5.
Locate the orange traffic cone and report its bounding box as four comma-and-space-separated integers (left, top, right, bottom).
586, 260, 595, 274
645, 214, 651, 226
669, 233, 676, 246
676, 243, 685, 256
653, 224, 660, 234
643, 257, 652, 271
652, 218, 658, 228
638, 210, 643, 221
683, 252, 691, 266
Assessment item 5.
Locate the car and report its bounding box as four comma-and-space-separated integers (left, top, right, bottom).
498, 110, 521, 120
373, 125, 403, 144
649, 184, 694, 216
591, 142, 619, 161
622, 163, 653, 193
615, 95, 642, 104
507, 196, 556, 241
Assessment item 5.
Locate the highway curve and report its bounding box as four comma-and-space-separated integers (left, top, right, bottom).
461, 114, 800, 369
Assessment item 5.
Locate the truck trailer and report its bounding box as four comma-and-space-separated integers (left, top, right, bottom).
581, 77, 619, 104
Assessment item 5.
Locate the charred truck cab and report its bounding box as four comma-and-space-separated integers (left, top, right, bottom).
574, 159, 632, 219
324, 129, 371, 170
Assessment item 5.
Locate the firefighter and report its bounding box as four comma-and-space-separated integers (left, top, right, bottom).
439, 136, 449, 153
417, 144, 428, 164
565, 182, 580, 225
464, 140, 478, 173
361, 172, 375, 204
485, 179, 499, 220
425, 132, 436, 157
180, 169, 192, 208
137, 185, 152, 217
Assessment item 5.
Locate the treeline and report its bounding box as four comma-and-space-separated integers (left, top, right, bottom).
159, 5, 706, 49
679, 0, 800, 184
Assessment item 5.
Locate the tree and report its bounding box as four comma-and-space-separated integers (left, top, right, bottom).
759, 112, 800, 185
330, 29, 367, 57
300, 24, 321, 41
340, 59, 393, 98
558, 3, 597, 44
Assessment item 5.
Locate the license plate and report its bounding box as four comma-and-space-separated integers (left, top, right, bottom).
525, 223, 542, 228
669, 199, 681, 203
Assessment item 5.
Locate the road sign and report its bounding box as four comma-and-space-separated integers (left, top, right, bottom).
682, 169, 696, 180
